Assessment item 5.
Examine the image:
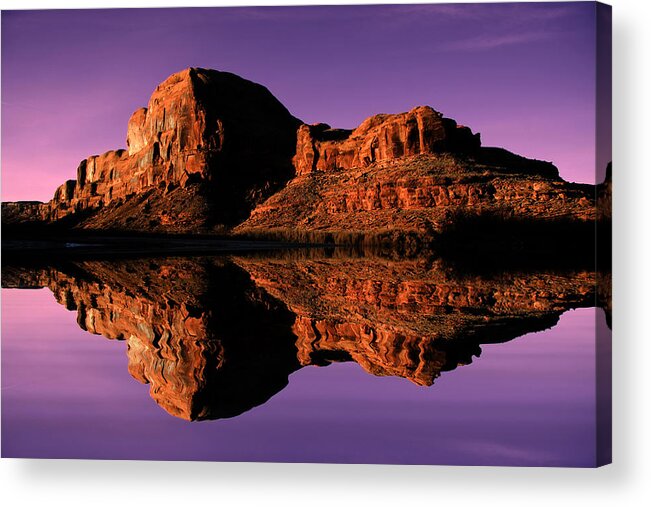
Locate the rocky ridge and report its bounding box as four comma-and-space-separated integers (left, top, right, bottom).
3, 68, 300, 232
293, 106, 480, 175
1, 68, 607, 240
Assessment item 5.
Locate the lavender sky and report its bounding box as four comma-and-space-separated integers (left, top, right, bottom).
1, 3, 610, 202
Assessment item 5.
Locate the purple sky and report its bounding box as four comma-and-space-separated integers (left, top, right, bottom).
1, 3, 610, 202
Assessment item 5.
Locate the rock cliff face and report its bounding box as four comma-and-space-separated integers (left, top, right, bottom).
3, 68, 301, 231
237, 154, 596, 242
236, 98, 601, 241
1, 201, 50, 225
293, 106, 480, 175
2, 68, 608, 239
2, 253, 604, 419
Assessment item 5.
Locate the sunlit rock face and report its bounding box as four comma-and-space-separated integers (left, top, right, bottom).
240, 103, 597, 239
239, 153, 597, 239
293, 106, 481, 176
2, 67, 608, 240
237, 108, 601, 242
3, 68, 301, 231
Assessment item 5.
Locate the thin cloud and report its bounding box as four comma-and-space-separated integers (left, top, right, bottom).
441, 30, 553, 52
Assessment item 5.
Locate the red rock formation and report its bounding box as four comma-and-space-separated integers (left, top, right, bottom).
1, 201, 50, 225
3, 68, 301, 231
1, 67, 606, 240
293, 106, 480, 175
237, 154, 596, 240
236, 99, 597, 241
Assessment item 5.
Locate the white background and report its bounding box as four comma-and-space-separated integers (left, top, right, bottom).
0, 0, 649, 505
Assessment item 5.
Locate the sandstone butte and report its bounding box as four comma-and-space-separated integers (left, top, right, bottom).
1, 67, 611, 241
1, 255, 609, 421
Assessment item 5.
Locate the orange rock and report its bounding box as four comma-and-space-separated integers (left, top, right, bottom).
1, 68, 609, 241
293, 106, 480, 175
3, 68, 301, 231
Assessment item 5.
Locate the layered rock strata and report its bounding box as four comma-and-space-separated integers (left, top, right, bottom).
237, 154, 597, 240
3, 68, 301, 231
1, 68, 608, 239
293, 106, 480, 175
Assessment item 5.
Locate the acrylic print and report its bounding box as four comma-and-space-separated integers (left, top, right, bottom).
1, 2, 612, 467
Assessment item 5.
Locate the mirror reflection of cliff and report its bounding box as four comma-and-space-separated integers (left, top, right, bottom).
2, 253, 606, 421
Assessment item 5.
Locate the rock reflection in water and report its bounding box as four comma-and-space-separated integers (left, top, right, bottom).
2, 252, 605, 421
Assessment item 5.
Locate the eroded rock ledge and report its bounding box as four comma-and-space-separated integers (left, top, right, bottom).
293, 106, 481, 175
1, 67, 608, 239
3, 68, 301, 231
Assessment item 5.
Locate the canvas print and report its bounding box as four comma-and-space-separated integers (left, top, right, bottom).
1, 2, 611, 467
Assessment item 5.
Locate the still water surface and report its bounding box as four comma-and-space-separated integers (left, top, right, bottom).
1, 255, 604, 466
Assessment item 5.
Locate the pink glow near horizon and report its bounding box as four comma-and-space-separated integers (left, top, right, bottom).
1, 4, 611, 202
